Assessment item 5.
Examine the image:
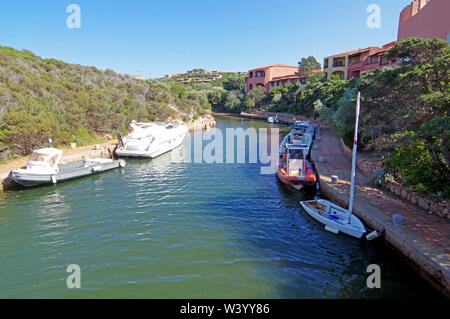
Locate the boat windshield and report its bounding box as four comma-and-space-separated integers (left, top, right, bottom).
29, 152, 47, 162
289, 149, 303, 159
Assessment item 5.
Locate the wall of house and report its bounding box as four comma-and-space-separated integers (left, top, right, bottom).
398, 0, 450, 41
245, 66, 298, 92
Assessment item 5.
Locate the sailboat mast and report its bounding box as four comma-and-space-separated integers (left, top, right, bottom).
347, 91, 361, 223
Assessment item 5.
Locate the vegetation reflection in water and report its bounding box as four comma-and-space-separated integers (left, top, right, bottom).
0, 117, 439, 298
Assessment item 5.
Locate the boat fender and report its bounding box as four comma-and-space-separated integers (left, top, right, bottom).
366, 228, 384, 241
91, 166, 102, 172
51, 175, 57, 184
119, 160, 126, 168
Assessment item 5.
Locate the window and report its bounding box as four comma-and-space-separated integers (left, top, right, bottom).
249, 72, 253, 78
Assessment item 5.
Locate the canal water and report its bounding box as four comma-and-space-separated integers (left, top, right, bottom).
0, 116, 439, 298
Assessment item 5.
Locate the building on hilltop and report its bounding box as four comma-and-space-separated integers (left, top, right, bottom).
398, 0, 450, 42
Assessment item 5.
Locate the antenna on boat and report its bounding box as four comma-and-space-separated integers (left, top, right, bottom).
346, 91, 361, 224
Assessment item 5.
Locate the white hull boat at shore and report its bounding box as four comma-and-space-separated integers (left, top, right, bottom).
115, 121, 188, 158
9, 148, 126, 187
300, 92, 366, 239
300, 199, 366, 238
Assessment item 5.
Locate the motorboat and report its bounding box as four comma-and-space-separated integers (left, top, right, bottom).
300, 92, 366, 239
279, 122, 314, 158
115, 121, 188, 158
277, 143, 316, 190
9, 148, 126, 187
267, 116, 281, 124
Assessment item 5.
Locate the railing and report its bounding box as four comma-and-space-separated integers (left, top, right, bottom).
332, 62, 345, 67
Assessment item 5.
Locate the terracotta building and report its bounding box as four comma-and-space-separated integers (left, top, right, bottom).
398, 0, 450, 42
245, 64, 300, 92
347, 42, 397, 79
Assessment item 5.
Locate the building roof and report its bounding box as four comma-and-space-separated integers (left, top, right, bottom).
249, 64, 299, 71
325, 48, 369, 58
271, 74, 300, 81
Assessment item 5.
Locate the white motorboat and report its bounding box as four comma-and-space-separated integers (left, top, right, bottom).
10, 148, 125, 187
279, 122, 314, 157
267, 116, 280, 124
300, 92, 366, 239
115, 121, 188, 158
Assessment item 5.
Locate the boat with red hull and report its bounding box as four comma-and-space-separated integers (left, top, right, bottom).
277, 143, 317, 190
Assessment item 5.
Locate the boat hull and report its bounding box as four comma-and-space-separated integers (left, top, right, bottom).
116, 129, 186, 158
10, 159, 124, 188
300, 200, 366, 239
276, 160, 317, 190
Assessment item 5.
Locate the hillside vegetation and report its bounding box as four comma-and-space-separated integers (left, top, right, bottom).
226, 38, 448, 198
0, 47, 211, 158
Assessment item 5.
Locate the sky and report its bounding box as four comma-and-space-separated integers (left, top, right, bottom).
0, 0, 413, 78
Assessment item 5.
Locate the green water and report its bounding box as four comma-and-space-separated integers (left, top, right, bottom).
0, 116, 439, 298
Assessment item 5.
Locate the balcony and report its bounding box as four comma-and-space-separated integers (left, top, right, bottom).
332, 61, 345, 68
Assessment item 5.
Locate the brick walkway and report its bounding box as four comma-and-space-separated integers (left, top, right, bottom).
313, 125, 450, 296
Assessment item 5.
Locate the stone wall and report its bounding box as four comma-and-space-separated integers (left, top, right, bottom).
340, 138, 450, 219
339, 138, 383, 178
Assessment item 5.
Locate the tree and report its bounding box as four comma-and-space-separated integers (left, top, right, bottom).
247, 86, 266, 106
298, 56, 322, 77
245, 97, 255, 110
361, 38, 449, 197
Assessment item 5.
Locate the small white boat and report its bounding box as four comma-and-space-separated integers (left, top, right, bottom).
267, 116, 280, 124
300, 92, 366, 239
300, 199, 366, 238
9, 148, 125, 187
115, 121, 188, 158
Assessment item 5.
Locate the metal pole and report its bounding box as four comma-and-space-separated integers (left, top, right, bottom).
347, 91, 361, 223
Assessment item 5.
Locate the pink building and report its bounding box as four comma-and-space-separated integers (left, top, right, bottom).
245, 64, 299, 92
347, 42, 397, 79
398, 0, 450, 42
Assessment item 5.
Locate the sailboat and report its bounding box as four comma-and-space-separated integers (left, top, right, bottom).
300, 92, 366, 239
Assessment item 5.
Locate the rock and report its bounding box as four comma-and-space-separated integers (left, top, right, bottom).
70, 143, 76, 149
411, 195, 418, 204
418, 198, 429, 210
401, 189, 407, 199
331, 175, 339, 184
104, 134, 113, 140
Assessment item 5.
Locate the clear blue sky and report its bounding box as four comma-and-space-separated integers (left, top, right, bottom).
0, 0, 412, 78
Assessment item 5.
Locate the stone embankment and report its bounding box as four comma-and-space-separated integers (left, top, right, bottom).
239, 111, 327, 126
339, 137, 449, 220
314, 125, 450, 298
